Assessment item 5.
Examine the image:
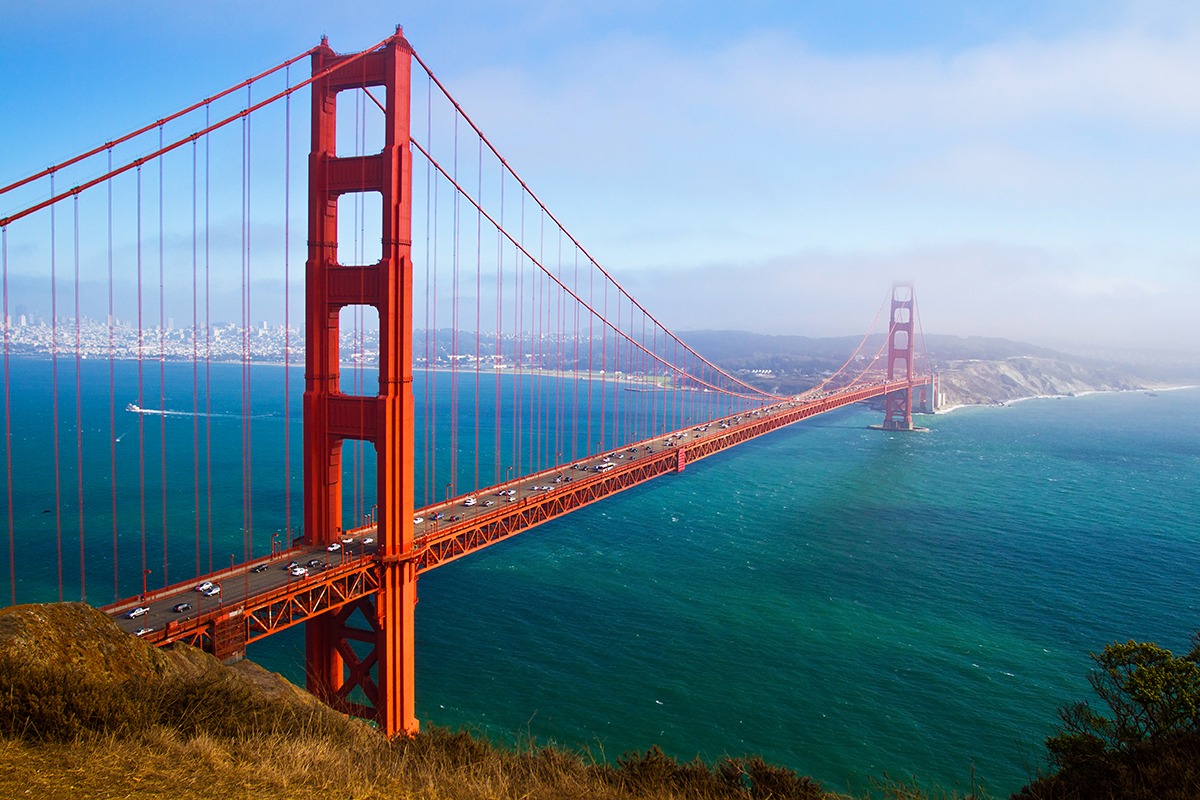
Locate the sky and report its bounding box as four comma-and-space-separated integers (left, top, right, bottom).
2, 1, 1198, 359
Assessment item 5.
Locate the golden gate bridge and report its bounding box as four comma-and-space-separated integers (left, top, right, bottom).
0, 28, 932, 737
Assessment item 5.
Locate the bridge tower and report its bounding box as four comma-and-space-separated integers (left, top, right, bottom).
881, 283, 915, 431
303, 30, 418, 736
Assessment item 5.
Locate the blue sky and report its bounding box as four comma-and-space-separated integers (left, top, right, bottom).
2, 1, 1198, 358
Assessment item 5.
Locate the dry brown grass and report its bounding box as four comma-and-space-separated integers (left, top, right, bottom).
0, 724, 993, 800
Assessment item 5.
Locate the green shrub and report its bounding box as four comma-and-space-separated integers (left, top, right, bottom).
1018, 633, 1200, 800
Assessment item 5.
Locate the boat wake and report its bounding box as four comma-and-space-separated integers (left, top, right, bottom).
125, 403, 274, 420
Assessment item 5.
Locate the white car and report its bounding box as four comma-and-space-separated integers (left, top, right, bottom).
362, 537, 375, 545
290, 566, 307, 577
194, 581, 214, 592
462, 496, 477, 507
135, 627, 154, 636
413, 516, 424, 524
126, 606, 150, 619
326, 542, 342, 552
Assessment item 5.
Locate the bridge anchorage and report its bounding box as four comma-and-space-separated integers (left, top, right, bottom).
1, 27, 932, 739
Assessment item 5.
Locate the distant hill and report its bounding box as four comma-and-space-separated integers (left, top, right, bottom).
679, 330, 1174, 405
681, 330, 1068, 365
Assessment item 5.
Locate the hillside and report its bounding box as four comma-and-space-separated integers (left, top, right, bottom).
935, 356, 1145, 407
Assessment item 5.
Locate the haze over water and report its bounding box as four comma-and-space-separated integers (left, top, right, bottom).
3, 360, 1197, 796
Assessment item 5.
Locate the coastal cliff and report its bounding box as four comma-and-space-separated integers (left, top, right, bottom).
935, 355, 1146, 408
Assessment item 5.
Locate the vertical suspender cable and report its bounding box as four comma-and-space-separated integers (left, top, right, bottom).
241, 93, 250, 562
651, 323, 657, 438
557, 230, 566, 467
494, 170, 503, 484
490, 222, 498, 486
621, 298, 629, 443
614, 293, 622, 445
244, 87, 252, 561
430, 171, 439, 499
541, 214, 549, 467
423, 77, 433, 507
73, 196, 85, 600
107, 149, 118, 600
51, 175, 63, 601
449, 114, 460, 494
356, 81, 367, 526
283, 67, 292, 541
599, 281, 607, 454
2, 225, 13, 605
242, 103, 249, 561
191, 141, 200, 575
532, 215, 540, 471
672, 338, 679, 433
533, 212, 542, 472
513, 200, 522, 478
137, 167, 147, 596
158, 126, 169, 587
586, 265, 593, 458
571, 249, 579, 462
204, 106, 213, 572
351, 89, 361, 526
493, 180, 503, 485
474, 137, 482, 491
242, 86, 254, 561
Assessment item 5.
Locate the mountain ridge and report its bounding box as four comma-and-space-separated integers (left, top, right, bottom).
679, 330, 1193, 404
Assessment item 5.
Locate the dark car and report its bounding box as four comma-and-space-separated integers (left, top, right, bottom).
173, 602, 192, 613
250, 564, 268, 573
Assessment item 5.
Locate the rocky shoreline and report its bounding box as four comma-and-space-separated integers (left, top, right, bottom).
934, 355, 1150, 409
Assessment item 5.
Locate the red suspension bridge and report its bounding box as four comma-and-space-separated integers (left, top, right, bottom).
0, 29, 932, 737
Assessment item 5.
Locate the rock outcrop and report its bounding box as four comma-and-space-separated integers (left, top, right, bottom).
937, 356, 1144, 407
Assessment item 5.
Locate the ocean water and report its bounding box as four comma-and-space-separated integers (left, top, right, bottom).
408, 387, 1200, 795
2, 358, 1198, 796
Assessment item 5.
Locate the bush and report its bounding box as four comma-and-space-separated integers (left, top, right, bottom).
1017, 633, 1200, 800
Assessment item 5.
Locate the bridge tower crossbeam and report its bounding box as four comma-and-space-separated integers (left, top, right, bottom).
303, 29, 418, 737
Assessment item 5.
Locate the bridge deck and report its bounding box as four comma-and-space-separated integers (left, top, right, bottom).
104, 381, 906, 652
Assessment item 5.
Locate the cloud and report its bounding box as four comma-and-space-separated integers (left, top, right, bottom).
623, 241, 1195, 355
423, 12, 1200, 354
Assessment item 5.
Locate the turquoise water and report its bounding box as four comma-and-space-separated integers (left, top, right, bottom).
2, 358, 1198, 796
405, 388, 1200, 796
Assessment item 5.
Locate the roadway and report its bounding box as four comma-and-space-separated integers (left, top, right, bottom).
107, 537, 381, 638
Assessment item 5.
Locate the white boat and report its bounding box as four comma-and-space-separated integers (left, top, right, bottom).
126, 403, 142, 413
